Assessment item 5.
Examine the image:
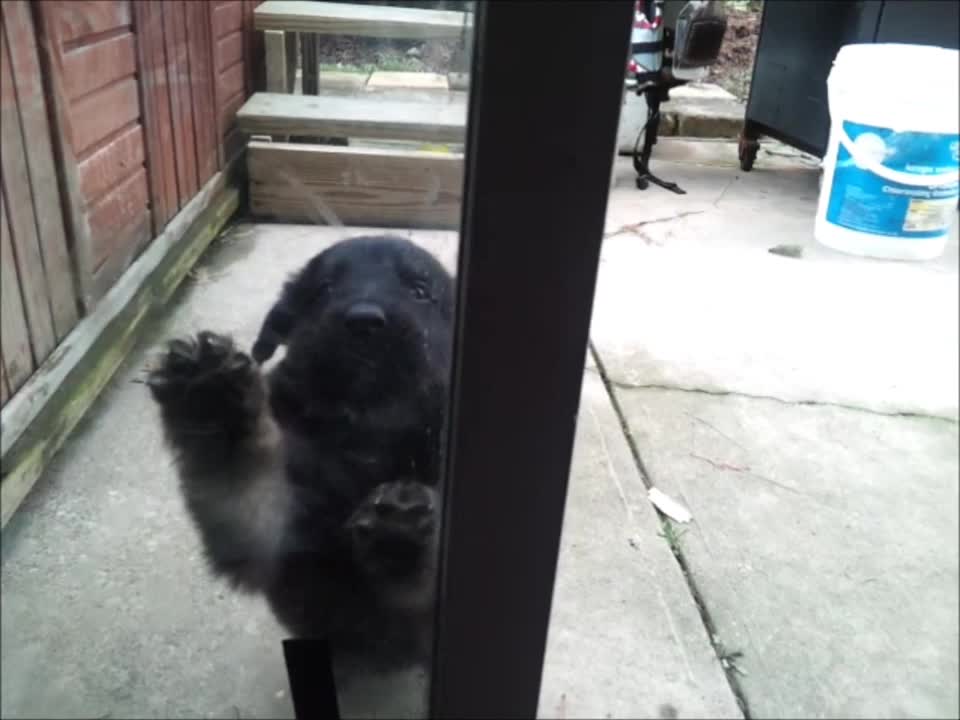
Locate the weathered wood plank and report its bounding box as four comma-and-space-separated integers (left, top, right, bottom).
213, 1, 243, 38
89, 208, 152, 300
159, 0, 187, 205
87, 167, 150, 267
209, 8, 226, 170
1, 170, 241, 529
186, 0, 218, 184
2, 0, 80, 340
254, 1, 469, 39
0, 192, 35, 392
0, 33, 57, 364
61, 30, 137, 100
0, 160, 243, 447
223, 126, 246, 164
163, 0, 199, 205
217, 30, 243, 70
218, 61, 246, 109
264, 30, 288, 93
248, 141, 464, 228
236, 92, 467, 142
54, 0, 132, 45
32, 0, 98, 311
220, 90, 247, 133
132, 0, 177, 230
71, 76, 140, 156
77, 123, 145, 201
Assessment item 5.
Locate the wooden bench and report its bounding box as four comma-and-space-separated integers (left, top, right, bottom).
241, 2, 471, 229
255, 1, 469, 38
239, 86, 466, 229
247, 141, 464, 229
255, 1, 471, 94
236, 91, 466, 142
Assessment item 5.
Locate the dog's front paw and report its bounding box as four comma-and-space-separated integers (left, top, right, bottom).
347, 481, 438, 582
147, 331, 262, 433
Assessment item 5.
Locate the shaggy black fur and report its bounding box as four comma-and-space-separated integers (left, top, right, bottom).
148, 235, 453, 666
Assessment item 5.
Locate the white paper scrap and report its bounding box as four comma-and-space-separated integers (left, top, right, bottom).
648, 487, 692, 523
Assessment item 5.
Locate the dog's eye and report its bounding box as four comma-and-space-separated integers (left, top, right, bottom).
312, 282, 331, 301
412, 282, 431, 301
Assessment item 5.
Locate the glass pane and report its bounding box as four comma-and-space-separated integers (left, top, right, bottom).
1, 1, 475, 718
539, 2, 959, 719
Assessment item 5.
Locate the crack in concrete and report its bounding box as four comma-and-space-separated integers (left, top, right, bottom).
686, 452, 831, 507
603, 210, 706, 239
685, 412, 747, 451
588, 343, 753, 719
591, 371, 956, 423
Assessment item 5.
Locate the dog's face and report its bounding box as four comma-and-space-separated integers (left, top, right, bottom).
257, 236, 454, 430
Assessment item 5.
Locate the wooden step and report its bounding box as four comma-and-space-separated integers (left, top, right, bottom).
236, 92, 467, 143
254, 1, 470, 39
247, 141, 464, 229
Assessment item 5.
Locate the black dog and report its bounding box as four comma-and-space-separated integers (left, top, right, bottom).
148, 235, 454, 665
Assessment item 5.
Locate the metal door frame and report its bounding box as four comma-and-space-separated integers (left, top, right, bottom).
431, 2, 634, 716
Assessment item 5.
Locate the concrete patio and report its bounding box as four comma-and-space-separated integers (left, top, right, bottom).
1, 139, 957, 719
582, 145, 959, 718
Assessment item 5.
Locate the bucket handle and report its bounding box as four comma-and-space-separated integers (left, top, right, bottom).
837, 127, 959, 188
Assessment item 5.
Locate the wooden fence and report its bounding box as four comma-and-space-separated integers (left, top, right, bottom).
0, 0, 261, 409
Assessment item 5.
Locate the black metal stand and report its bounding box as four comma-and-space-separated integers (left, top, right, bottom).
282, 637, 341, 720
632, 83, 687, 195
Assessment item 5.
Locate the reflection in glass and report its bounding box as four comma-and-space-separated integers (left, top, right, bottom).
0, 1, 475, 718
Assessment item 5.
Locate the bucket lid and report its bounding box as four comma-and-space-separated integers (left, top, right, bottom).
830, 43, 960, 112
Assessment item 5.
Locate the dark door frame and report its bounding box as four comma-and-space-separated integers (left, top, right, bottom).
431, 2, 634, 717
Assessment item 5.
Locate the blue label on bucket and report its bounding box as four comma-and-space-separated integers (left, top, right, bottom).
826, 120, 959, 239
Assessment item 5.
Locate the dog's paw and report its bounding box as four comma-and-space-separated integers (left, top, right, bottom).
348, 481, 437, 580
147, 331, 261, 428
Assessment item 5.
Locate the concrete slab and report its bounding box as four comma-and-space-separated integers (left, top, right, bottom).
3, 220, 738, 720
0, 215, 741, 720
447, 72, 468, 91
613, 387, 959, 719
595, 154, 959, 420
593, 144, 960, 717
669, 83, 738, 102
538, 372, 743, 720
597, 82, 746, 154
651, 136, 820, 170
0, 224, 457, 720
662, 90, 744, 140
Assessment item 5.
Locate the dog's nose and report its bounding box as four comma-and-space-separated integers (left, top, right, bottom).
344, 302, 386, 334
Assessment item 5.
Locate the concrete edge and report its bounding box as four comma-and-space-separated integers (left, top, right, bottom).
0, 167, 242, 529
586, 348, 751, 717
662, 110, 743, 139
539, 364, 746, 718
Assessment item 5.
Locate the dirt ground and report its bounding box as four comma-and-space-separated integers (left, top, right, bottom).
312, 0, 471, 73
708, 4, 761, 100
315, 35, 466, 74
315, 1, 760, 97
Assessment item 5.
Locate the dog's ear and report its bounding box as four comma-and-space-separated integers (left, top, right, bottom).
252, 254, 326, 364
251, 299, 296, 364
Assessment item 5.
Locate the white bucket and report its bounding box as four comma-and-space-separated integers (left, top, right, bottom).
815, 43, 960, 260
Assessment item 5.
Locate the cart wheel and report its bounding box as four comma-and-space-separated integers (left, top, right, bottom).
738, 135, 760, 172
635, 176, 649, 190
